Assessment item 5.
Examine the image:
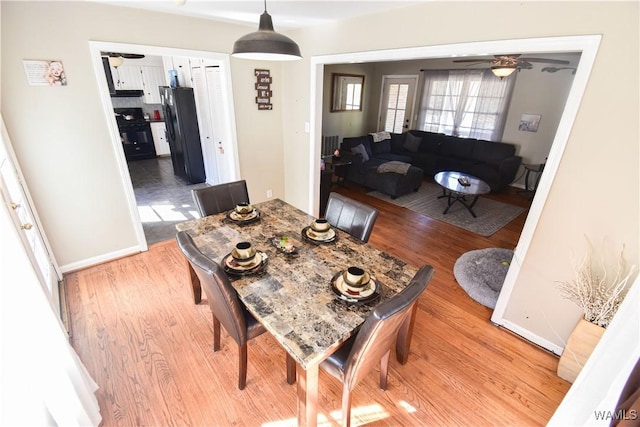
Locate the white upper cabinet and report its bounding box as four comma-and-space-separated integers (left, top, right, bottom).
111, 65, 143, 90
141, 66, 166, 104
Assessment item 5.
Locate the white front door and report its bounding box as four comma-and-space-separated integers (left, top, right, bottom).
0, 116, 62, 317
378, 75, 419, 132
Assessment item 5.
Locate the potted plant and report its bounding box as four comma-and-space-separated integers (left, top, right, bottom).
556, 238, 637, 383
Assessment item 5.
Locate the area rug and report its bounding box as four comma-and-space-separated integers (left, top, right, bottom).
368, 183, 526, 236
453, 248, 514, 309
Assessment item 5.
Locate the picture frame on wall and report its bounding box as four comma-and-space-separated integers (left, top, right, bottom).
518, 114, 541, 132
23, 59, 67, 86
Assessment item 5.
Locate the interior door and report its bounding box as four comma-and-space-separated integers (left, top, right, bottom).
378, 76, 419, 132
191, 63, 220, 185
204, 66, 234, 183
0, 116, 62, 317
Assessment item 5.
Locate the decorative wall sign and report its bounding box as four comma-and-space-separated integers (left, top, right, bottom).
255, 69, 272, 110
23, 59, 67, 86
518, 114, 541, 132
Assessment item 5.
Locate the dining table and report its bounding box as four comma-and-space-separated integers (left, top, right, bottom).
176, 198, 419, 426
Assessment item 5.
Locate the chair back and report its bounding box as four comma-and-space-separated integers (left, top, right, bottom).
176, 231, 248, 346
192, 180, 249, 216
324, 192, 379, 243
342, 265, 434, 391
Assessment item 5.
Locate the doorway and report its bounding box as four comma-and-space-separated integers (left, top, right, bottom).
309, 35, 601, 353
89, 41, 241, 249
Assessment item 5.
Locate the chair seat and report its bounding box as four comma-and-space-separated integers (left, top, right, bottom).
246, 311, 266, 340
320, 337, 355, 381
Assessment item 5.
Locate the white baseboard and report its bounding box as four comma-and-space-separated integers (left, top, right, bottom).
59, 245, 142, 273
497, 319, 565, 356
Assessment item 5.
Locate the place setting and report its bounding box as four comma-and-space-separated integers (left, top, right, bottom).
331, 266, 381, 304
226, 202, 261, 225
271, 235, 299, 256
222, 241, 268, 276
301, 218, 338, 244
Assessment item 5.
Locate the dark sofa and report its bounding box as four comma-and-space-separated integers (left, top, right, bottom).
340, 130, 522, 192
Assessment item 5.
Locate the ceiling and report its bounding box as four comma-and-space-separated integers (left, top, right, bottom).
93, 0, 423, 29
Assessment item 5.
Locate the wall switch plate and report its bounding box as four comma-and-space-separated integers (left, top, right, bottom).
304, 122, 310, 133
266, 189, 272, 198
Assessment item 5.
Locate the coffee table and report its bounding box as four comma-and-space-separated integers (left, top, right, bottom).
434, 171, 491, 218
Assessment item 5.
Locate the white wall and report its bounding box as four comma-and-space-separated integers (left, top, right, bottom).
322, 63, 374, 139
503, 65, 577, 186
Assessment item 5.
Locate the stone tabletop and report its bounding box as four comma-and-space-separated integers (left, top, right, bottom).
176, 198, 418, 368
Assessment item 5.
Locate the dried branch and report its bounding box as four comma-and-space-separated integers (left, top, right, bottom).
556, 237, 637, 328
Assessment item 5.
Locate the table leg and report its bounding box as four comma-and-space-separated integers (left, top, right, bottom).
185, 258, 202, 304
297, 362, 319, 427
396, 304, 418, 364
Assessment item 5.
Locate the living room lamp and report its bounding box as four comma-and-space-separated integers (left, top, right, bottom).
231, 0, 301, 61
491, 66, 516, 78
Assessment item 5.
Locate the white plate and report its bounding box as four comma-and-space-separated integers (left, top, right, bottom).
228, 209, 258, 221
334, 274, 376, 298
305, 227, 336, 241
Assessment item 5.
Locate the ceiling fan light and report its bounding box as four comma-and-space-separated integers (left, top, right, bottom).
232, 11, 301, 61
491, 66, 516, 78
108, 56, 124, 68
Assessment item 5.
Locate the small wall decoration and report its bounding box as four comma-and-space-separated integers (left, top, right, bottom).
255, 69, 272, 110
518, 114, 541, 132
23, 59, 67, 86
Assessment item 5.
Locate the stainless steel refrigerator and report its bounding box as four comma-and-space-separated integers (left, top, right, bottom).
160, 86, 206, 184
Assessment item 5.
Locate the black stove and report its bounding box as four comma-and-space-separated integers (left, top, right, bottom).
114, 108, 156, 161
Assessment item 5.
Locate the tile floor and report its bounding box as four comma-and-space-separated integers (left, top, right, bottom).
127, 157, 208, 245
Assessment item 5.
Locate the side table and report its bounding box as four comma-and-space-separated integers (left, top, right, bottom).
521, 163, 545, 198
323, 155, 352, 185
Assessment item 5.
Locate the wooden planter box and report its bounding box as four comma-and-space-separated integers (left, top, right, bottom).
557, 318, 605, 383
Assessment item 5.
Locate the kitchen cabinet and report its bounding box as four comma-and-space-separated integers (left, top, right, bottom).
141, 66, 166, 104
150, 122, 170, 156
110, 65, 143, 90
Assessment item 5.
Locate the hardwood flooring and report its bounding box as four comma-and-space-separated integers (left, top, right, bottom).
66, 181, 569, 426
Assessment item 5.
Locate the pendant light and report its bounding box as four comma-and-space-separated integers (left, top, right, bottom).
232, 0, 301, 61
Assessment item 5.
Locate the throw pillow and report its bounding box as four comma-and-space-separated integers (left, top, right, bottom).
403, 133, 422, 153
350, 143, 370, 162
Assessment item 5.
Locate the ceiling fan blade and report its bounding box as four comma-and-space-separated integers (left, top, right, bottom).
452, 59, 493, 63
99, 51, 145, 59
519, 58, 570, 65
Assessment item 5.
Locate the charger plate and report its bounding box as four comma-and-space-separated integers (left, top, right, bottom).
331, 271, 381, 304
302, 226, 337, 244
226, 209, 260, 224
222, 251, 267, 276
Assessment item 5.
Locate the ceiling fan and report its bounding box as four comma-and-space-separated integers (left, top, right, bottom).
101, 51, 146, 67
453, 54, 570, 78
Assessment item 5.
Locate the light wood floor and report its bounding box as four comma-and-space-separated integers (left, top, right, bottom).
66, 182, 570, 426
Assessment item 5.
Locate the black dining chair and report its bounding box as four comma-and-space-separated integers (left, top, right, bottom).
191, 180, 250, 217
320, 265, 434, 427
324, 192, 379, 243
176, 231, 295, 389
